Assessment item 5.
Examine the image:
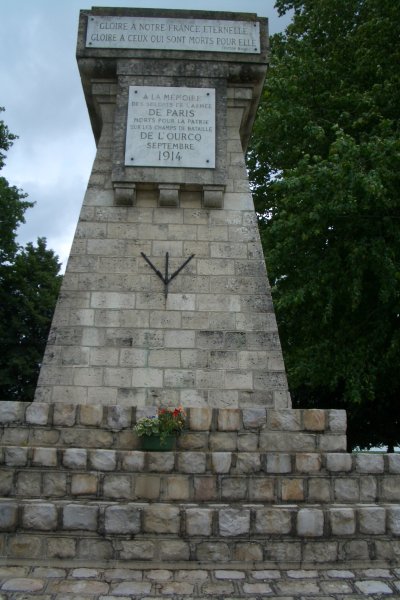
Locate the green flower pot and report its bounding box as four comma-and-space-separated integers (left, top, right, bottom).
140, 434, 176, 451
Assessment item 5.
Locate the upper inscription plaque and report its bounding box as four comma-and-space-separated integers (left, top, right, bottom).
86, 16, 260, 54
125, 86, 215, 169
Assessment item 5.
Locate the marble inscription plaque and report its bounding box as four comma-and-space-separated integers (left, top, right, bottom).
86, 16, 260, 54
125, 86, 216, 169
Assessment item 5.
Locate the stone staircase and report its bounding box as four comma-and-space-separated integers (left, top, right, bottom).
0, 401, 399, 597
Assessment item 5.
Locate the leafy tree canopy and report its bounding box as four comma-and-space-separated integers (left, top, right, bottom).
0, 108, 62, 401
248, 0, 400, 450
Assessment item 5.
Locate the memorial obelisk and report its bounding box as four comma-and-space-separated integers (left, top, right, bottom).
34, 7, 290, 409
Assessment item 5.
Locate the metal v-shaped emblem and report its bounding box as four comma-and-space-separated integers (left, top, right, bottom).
141, 252, 195, 298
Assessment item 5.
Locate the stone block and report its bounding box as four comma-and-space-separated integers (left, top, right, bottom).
103, 475, 132, 499
5, 447, 28, 467
0, 401, 25, 423
381, 475, 400, 500
159, 540, 190, 560
25, 403, 50, 425
71, 474, 98, 495
63, 448, 87, 469
328, 409, 347, 432
196, 542, 230, 562
268, 410, 301, 431
234, 453, 261, 473
265, 453, 291, 473
43, 473, 67, 497
1, 577, 45, 593
209, 432, 237, 451
281, 479, 304, 501
334, 478, 359, 502
32, 447, 58, 468
297, 508, 324, 537
148, 452, 175, 473
359, 506, 386, 534
79, 405, 104, 427
53, 403, 76, 426
16, 472, 41, 496
211, 452, 232, 473
104, 504, 141, 534
143, 504, 180, 534
360, 475, 378, 501
121, 451, 145, 472
355, 453, 384, 473
308, 478, 332, 502
249, 477, 275, 501
8, 534, 44, 559
22, 503, 58, 531
63, 504, 98, 531
186, 508, 213, 536
295, 453, 322, 473
0, 502, 18, 531
120, 540, 155, 560
234, 542, 263, 562
135, 474, 161, 500
387, 506, 400, 535
177, 432, 208, 450
329, 508, 356, 535
188, 407, 212, 431
260, 432, 316, 452
177, 451, 206, 473
388, 454, 400, 473
242, 407, 266, 428
221, 477, 247, 500
255, 508, 292, 534
325, 453, 352, 472
219, 508, 250, 536
217, 408, 241, 430
303, 541, 338, 563
194, 476, 217, 501
319, 434, 347, 451
303, 409, 326, 431
77, 538, 113, 560
107, 405, 131, 429
237, 432, 258, 451
48, 537, 77, 559
89, 449, 117, 471
163, 475, 190, 500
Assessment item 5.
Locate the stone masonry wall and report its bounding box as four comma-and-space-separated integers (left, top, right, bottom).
35, 83, 290, 408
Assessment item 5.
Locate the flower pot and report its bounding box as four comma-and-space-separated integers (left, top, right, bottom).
140, 434, 176, 451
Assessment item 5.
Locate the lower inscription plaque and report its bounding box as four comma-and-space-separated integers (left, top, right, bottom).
125, 86, 215, 169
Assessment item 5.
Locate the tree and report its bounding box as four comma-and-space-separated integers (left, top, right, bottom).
0, 108, 62, 401
247, 0, 400, 450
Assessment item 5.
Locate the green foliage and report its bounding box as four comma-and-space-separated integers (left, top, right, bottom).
248, 0, 400, 450
134, 407, 187, 445
0, 108, 62, 401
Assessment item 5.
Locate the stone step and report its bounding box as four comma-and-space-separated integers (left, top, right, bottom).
0, 500, 399, 565
0, 562, 399, 598
0, 402, 348, 452
1, 451, 400, 504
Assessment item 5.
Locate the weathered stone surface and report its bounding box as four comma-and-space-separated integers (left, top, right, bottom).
63, 504, 98, 530
186, 508, 213, 536
143, 504, 180, 534
89, 449, 117, 471
63, 448, 87, 469
297, 508, 324, 537
104, 504, 141, 534
219, 508, 250, 536
255, 507, 292, 534
329, 508, 356, 535
0, 502, 18, 531
22, 503, 58, 531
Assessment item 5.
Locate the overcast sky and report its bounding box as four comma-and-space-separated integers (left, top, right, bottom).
1, 0, 291, 270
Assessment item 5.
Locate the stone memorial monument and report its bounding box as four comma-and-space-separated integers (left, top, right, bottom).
0, 7, 398, 594
34, 6, 291, 409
